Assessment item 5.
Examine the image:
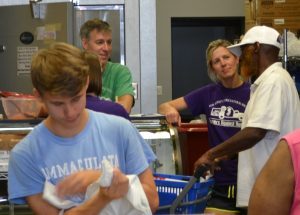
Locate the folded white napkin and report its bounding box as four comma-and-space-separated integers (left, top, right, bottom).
43, 160, 152, 215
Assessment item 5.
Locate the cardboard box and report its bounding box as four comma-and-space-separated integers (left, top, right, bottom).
257, 0, 300, 17
245, 0, 256, 21
257, 16, 300, 34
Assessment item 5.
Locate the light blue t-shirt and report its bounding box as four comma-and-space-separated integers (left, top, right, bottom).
8, 110, 156, 204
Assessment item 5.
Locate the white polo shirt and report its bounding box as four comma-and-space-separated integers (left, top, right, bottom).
237, 62, 300, 207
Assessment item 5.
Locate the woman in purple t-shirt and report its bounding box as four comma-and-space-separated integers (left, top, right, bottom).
159, 39, 250, 215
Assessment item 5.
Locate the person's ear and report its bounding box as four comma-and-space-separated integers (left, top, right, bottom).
33, 88, 43, 101
85, 76, 90, 91
254, 42, 260, 53
82, 38, 88, 50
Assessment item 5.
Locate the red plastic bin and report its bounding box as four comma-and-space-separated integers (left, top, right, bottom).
177, 123, 210, 175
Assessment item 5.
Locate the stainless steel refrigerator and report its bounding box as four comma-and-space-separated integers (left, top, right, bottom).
0, 2, 74, 96
0, 2, 125, 115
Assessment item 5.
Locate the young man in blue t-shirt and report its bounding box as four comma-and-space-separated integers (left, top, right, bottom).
8, 42, 158, 214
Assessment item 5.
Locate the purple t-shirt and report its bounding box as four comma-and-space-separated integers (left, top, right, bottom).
86, 95, 130, 120
184, 82, 250, 185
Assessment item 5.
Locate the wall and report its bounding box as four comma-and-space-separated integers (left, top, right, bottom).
0, 0, 244, 114
156, 0, 245, 108
0, 0, 157, 114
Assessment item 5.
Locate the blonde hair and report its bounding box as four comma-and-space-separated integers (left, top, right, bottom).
31, 42, 89, 97
206, 39, 232, 82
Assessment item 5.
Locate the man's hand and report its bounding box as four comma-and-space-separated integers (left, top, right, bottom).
194, 150, 221, 175
56, 170, 100, 199
99, 168, 129, 201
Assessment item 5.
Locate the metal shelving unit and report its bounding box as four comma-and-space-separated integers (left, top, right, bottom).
0, 172, 7, 180
281, 29, 300, 93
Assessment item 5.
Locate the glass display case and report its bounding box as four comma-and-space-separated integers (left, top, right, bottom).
0, 119, 41, 215
130, 114, 183, 175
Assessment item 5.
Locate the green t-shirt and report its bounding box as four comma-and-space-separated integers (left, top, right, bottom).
101, 61, 134, 102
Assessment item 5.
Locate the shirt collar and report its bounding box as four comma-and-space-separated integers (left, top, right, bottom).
252, 62, 282, 87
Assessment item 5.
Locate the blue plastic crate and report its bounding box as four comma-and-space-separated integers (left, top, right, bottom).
154, 173, 214, 214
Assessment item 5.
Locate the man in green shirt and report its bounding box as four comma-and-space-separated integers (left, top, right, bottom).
80, 18, 134, 113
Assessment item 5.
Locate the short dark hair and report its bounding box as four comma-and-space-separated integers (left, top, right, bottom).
80, 18, 111, 40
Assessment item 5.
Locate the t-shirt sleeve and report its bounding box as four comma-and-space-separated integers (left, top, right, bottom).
245, 82, 283, 132
283, 129, 300, 187
115, 66, 134, 97
184, 86, 208, 116
8, 140, 45, 204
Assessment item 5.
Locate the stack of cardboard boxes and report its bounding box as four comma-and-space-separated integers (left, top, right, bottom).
245, 0, 300, 35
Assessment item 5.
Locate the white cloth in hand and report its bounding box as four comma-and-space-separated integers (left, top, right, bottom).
43, 181, 79, 209
43, 160, 152, 215
85, 160, 152, 215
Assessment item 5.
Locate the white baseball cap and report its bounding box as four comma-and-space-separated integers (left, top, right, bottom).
228, 25, 282, 57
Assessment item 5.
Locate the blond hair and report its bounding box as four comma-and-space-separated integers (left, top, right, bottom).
206, 39, 232, 82
31, 42, 89, 97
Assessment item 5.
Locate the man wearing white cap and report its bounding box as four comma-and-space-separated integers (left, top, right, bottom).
194, 25, 300, 210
